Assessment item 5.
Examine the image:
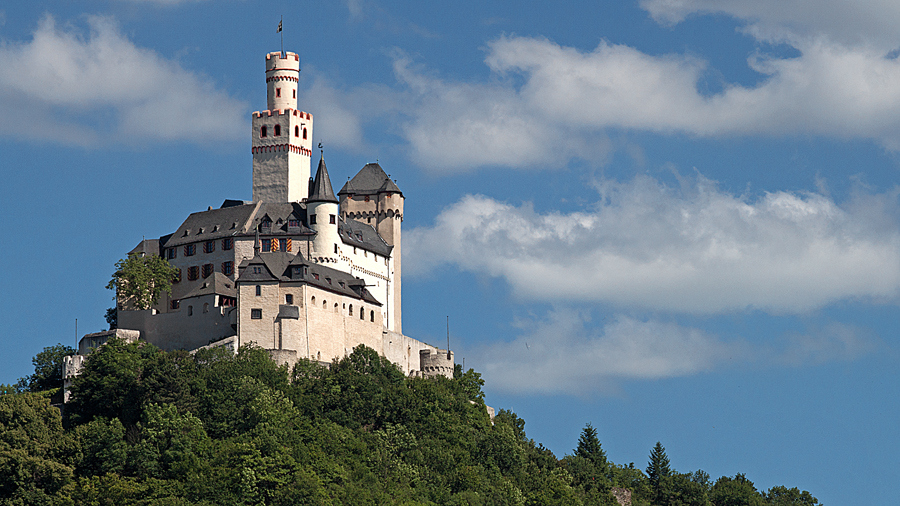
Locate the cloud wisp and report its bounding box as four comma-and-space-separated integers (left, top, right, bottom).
473, 309, 879, 395
406, 173, 900, 314
0, 15, 245, 147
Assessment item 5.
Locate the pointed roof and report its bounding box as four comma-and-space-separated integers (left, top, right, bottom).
338, 162, 402, 197
308, 155, 339, 204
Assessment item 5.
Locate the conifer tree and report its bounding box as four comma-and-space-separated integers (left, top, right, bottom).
647, 441, 672, 504
575, 423, 607, 467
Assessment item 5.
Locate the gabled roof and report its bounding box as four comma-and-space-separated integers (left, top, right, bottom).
308, 156, 339, 204
237, 251, 382, 305
338, 162, 402, 197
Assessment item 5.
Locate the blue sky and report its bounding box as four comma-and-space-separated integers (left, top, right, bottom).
1, 1, 899, 503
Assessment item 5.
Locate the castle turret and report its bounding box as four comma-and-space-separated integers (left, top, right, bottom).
252, 51, 314, 203
338, 163, 404, 332
307, 155, 342, 265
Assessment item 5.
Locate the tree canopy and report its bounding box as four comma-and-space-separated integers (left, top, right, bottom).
15, 343, 75, 393
0, 341, 822, 505
107, 253, 179, 310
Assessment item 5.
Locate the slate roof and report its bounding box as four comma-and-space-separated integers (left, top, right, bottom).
161, 202, 314, 248
129, 239, 161, 257
237, 251, 381, 305
180, 272, 237, 299
339, 218, 392, 257
308, 156, 339, 204
338, 162, 402, 197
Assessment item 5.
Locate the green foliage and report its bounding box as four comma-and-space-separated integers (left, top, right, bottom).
16, 343, 76, 393
107, 253, 178, 310
764, 485, 820, 506
710, 474, 766, 506
105, 307, 118, 330
6, 343, 819, 505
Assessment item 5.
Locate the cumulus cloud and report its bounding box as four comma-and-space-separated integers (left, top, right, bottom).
391, 34, 900, 169
474, 309, 880, 395
0, 15, 245, 147
640, 0, 900, 49
476, 310, 743, 395
406, 173, 900, 314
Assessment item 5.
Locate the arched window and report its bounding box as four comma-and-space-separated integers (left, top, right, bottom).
360, 307, 365, 320
334, 303, 339, 313
311, 296, 316, 305
370, 310, 374, 322
294, 126, 299, 137
188, 305, 193, 316
302, 128, 307, 139
274, 124, 281, 136
323, 300, 327, 309
348, 304, 353, 316
260, 126, 267, 138
317, 351, 321, 360
203, 303, 209, 313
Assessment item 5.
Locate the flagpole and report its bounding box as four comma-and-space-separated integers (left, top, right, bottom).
280, 15, 284, 58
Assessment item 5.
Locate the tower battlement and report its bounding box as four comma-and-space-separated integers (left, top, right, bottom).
252, 110, 312, 119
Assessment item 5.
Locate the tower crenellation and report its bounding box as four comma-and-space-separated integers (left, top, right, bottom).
253, 51, 313, 203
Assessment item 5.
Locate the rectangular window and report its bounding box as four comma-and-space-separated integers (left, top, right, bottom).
334, 243, 338, 254
221, 261, 234, 276
222, 237, 234, 250
204, 240, 215, 253
261, 239, 272, 252
167, 248, 177, 259
276, 88, 281, 97
330, 215, 336, 224
187, 266, 199, 281
285, 294, 293, 304
288, 219, 300, 228
202, 264, 213, 278
279, 238, 288, 252
310, 215, 316, 225
251, 308, 262, 319
184, 244, 196, 256
173, 269, 182, 283
170, 300, 180, 310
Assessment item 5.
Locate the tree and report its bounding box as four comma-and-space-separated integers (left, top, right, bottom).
575, 423, 607, 466
764, 485, 820, 506
647, 441, 672, 504
16, 343, 76, 392
107, 253, 178, 310
105, 306, 118, 329
710, 474, 765, 506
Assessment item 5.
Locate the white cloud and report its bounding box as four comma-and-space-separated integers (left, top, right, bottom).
297, 73, 400, 153
406, 173, 900, 314
476, 310, 743, 395
640, 0, 900, 49
474, 309, 880, 395
388, 33, 900, 169
0, 15, 245, 147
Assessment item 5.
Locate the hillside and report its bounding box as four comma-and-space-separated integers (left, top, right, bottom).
0, 340, 819, 505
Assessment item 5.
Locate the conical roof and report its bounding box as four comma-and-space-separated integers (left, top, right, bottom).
308, 155, 339, 203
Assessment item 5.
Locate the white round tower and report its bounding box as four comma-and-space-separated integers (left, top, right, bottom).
307, 155, 342, 264
266, 51, 299, 111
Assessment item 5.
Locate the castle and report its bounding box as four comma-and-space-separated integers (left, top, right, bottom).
97, 50, 453, 379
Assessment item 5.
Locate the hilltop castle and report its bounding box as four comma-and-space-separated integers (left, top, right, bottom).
105, 51, 452, 378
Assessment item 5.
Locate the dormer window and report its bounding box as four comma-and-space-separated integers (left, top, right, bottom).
253, 266, 261, 274
288, 219, 300, 228
261, 219, 271, 229
260, 126, 268, 138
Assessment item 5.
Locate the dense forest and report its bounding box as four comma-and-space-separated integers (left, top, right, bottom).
1, 340, 820, 505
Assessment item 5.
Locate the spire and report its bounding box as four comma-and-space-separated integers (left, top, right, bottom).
308, 154, 339, 203
254, 225, 261, 255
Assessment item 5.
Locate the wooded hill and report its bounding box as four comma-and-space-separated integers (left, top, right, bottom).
1, 340, 820, 505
